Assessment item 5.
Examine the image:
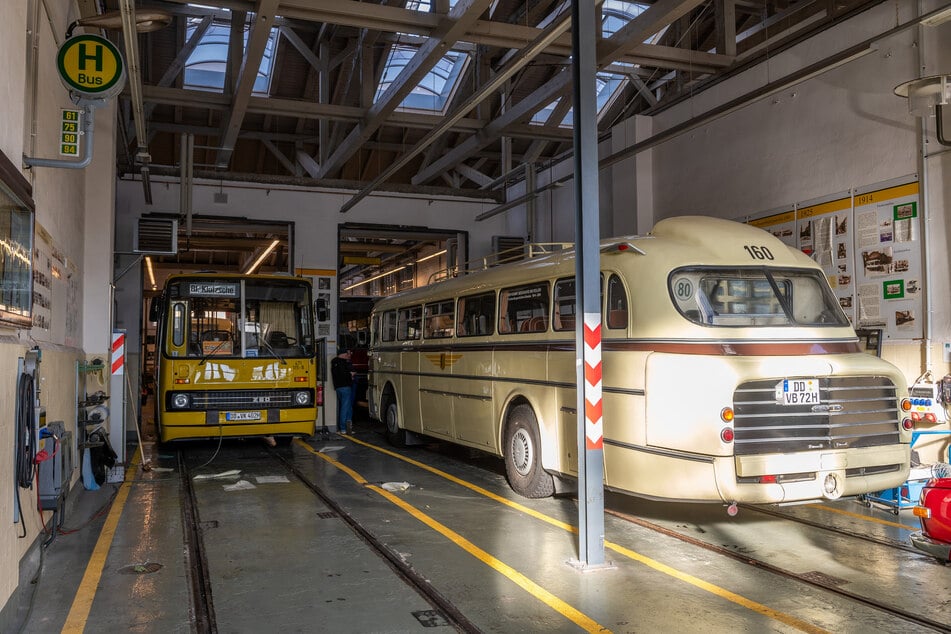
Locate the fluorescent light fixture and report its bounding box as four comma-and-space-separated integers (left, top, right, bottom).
416, 248, 447, 264
145, 256, 156, 290
244, 239, 280, 274
343, 265, 406, 292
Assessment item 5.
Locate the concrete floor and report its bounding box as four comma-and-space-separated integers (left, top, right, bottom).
8, 410, 951, 633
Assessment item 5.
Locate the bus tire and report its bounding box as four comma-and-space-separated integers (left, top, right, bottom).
503, 404, 554, 498
383, 394, 407, 448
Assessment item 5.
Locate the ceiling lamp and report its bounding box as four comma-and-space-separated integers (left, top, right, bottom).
894, 75, 951, 146
68, 10, 172, 36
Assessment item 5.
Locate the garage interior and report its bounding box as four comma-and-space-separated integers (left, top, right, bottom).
2, 0, 951, 632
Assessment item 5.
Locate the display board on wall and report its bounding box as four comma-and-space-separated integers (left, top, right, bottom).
744, 176, 922, 341
852, 180, 921, 338
796, 192, 855, 324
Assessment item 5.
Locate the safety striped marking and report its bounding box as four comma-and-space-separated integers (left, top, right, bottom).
583, 314, 602, 449
62, 449, 140, 633
331, 435, 829, 634
111, 331, 125, 375
296, 439, 608, 633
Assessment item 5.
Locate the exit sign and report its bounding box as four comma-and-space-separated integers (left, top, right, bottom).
60, 109, 82, 156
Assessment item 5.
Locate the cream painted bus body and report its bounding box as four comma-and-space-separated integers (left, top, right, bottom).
368, 216, 911, 503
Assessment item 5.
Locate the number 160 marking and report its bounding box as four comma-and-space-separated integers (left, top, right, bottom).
744, 245, 774, 260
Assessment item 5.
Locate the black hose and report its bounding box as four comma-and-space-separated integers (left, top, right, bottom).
15, 372, 36, 487
14, 371, 36, 538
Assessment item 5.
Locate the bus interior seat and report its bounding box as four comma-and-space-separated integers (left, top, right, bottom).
521, 316, 547, 332
607, 310, 628, 329
202, 329, 232, 342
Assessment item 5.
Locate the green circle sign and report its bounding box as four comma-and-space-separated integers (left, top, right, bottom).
56, 34, 126, 100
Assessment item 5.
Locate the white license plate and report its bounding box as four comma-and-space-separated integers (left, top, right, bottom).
226, 411, 262, 421
777, 378, 820, 405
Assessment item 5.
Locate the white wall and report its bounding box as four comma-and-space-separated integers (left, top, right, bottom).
1, 0, 116, 621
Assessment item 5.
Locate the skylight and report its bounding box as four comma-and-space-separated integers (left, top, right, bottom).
531, 1, 652, 128
376, 45, 470, 114
184, 17, 279, 94
374, 0, 470, 114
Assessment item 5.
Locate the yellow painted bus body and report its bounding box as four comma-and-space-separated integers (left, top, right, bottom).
154, 273, 319, 443
368, 216, 911, 503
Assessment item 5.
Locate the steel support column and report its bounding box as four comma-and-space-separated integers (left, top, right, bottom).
571, 0, 605, 568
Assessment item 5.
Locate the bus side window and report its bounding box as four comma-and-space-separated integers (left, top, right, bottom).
171, 302, 186, 347
382, 310, 397, 342
553, 278, 575, 331
606, 274, 628, 329
457, 292, 494, 337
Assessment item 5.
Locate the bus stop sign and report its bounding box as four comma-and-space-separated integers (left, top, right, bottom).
56, 34, 126, 101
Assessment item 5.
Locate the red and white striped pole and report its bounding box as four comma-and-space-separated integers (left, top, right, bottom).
583, 314, 603, 450
110, 330, 126, 464
111, 331, 125, 376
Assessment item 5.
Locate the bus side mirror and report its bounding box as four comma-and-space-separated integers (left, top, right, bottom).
148, 296, 161, 322
316, 297, 329, 322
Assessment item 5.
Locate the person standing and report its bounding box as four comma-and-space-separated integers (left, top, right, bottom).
331, 348, 355, 434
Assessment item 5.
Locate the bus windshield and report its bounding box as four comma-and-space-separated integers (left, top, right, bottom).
669, 267, 849, 327
164, 278, 314, 359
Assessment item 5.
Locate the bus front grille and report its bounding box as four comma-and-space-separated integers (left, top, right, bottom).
189, 389, 300, 409
732, 376, 900, 455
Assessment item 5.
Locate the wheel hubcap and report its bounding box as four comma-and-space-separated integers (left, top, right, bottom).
511, 428, 533, 476
386, 405, 398, 433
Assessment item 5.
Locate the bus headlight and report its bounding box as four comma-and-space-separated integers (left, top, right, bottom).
171, 393, 190, 409
294, 391, 311, 406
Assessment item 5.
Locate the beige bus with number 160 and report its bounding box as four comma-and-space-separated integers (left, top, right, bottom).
368, 216, 912, 506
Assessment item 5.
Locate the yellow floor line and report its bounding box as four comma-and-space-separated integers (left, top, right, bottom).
325, 436, 828, 634
297, 439, 609, 633
62, 449, 141, 634
804, 503, 918, 531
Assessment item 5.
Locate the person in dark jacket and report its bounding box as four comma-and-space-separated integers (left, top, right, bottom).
331, 348, 355, 434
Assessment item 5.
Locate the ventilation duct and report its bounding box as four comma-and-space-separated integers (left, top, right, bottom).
491, 236, 526, 266
134, 217, 178, 254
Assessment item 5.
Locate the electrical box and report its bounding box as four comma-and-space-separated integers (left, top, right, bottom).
908, 383, 947, 423
38, 422, 73, 510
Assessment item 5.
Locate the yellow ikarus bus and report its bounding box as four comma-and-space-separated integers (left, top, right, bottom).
368, 216, 913, 505
151, 273, 319, 443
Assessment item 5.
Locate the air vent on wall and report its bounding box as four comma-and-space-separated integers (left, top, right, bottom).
491, 235, 525, 266
134, 217, 178, 255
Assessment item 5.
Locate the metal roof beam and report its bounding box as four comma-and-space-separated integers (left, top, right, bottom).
315, 0, 495, 179
598, 0, 708, 63
215, 0, 279, 168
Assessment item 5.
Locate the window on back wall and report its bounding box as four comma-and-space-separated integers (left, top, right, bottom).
0, 153, 34, 327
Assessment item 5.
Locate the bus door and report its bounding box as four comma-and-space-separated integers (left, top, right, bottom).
397, 305, 424, 430
451, 292, 496, 448
419, 300, 455, 438
551, 277, 579, 474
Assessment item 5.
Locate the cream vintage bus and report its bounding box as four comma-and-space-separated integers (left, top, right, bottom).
367, 216, 912, 505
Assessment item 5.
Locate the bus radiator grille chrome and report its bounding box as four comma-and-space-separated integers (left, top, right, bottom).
731, 376, 900, 456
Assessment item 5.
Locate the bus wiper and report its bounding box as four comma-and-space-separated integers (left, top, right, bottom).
257, 335, 286, 364
198, 339, 229, 366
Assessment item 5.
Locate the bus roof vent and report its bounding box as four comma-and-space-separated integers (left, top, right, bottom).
490, 236, 525, 266
135, 217, 179, 255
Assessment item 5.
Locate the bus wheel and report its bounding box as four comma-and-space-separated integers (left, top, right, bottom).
383, 395, 407, 448
504, 404, 554, 498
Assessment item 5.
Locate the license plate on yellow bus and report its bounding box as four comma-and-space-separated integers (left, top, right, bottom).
225, 411, 262, 421
777, 379, 820, 405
